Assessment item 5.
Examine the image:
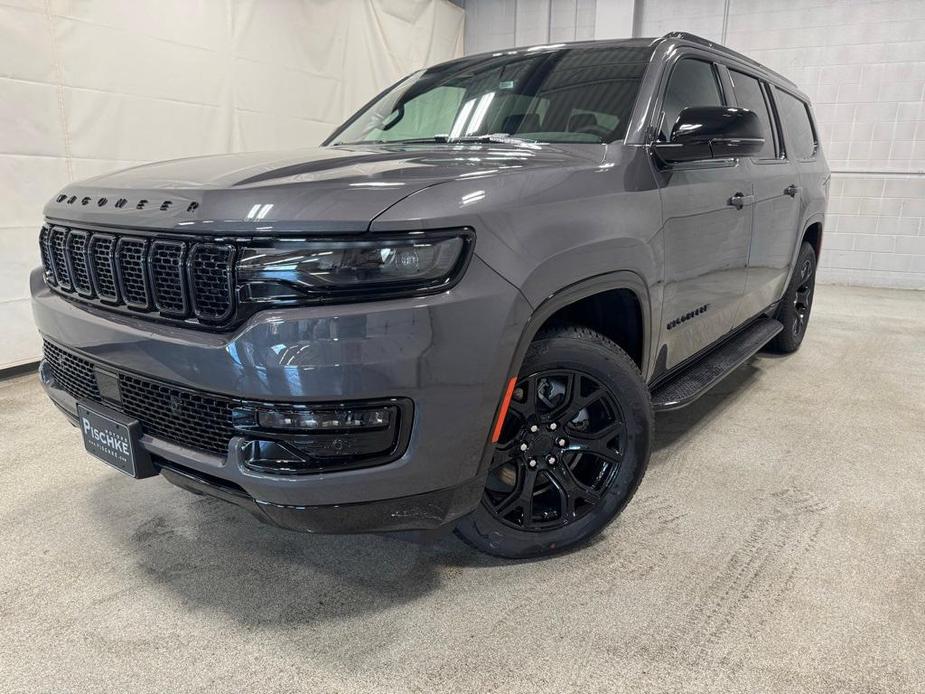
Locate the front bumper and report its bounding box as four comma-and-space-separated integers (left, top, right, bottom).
31, 256, 530, 531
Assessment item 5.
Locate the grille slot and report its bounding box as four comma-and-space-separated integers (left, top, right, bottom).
39, 226, 56, 285
39, 225, 238, 328
88, 234, 119, 302
116, 237, 150, 308
149, 240, 188, 316
189, 244, 235, 322
43, 340, 234, 456
50, 227, 72, 290
66, 230, 94, 297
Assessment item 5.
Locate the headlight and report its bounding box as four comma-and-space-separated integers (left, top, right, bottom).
237, 231, 473, 304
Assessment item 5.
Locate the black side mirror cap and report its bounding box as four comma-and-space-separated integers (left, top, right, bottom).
653, 106, 765, 164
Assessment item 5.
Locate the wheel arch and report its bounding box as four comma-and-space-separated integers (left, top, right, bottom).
802, 219, 823, 258
780, 213, 825, 294
478, 271, 654, 477
514, 271, 652, 374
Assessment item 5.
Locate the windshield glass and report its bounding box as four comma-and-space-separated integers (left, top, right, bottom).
331, 43, 654, 146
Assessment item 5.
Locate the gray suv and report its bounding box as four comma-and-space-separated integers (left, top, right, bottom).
32, 33, 828, 558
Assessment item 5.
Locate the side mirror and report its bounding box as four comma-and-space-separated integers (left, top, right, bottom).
653, 106, 764, 163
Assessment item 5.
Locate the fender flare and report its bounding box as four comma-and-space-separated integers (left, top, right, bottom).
782, 212, 825, 291
476, 270, 654, 476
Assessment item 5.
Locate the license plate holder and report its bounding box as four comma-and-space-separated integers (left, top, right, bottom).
77, 400, 157, 479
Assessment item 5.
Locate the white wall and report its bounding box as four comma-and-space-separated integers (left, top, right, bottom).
0, 0, 464, 370
464, 0, 596, 53
464, 0, 925, 290
638, 0, 925, 290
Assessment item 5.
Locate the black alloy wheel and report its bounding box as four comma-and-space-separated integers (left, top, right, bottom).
484, 369, 626, 531
768, 241, 817, 353
455, 324, 653, 558
792, 256, 815, 338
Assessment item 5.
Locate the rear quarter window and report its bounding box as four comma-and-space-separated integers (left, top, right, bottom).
773, 88, 817, 159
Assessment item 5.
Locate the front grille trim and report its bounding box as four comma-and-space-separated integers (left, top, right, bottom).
65, 230, 94, 298
50, 227, 73, 291
40, 224, 237, 329
149, 239, 190, 317
115, 236, 151, 309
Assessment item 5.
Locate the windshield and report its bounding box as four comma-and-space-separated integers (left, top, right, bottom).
330, 43, 654, 146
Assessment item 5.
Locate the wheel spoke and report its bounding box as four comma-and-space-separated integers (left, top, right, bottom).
493, 466, 538, 526
569, 418, 625, 458
546, 462, 600, 521
560, 383, 605, 425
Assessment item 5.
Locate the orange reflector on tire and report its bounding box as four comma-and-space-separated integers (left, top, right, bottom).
491, 377, 518, 443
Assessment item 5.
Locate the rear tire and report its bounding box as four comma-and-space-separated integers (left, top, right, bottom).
455, 324, 653, 559
768, 242, 816, 354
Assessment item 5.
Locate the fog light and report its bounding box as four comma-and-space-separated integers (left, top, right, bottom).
233, 399, 412, 475
255, 407, 391, 431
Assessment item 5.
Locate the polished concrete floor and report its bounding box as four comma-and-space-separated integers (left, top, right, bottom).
1, 285, 923, 693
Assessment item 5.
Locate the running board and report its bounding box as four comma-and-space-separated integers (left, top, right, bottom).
650, 317, 783, 411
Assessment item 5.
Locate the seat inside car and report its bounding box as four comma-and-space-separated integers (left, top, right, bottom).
567, 112, 598, 131
501, 112, 541, 134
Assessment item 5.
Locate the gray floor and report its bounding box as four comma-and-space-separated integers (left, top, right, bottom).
1, 284, 923, 693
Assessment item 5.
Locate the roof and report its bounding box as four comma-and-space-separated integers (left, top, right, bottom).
435, 32, 800, 93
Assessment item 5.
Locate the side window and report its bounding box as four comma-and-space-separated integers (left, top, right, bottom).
659, 59, 724, 141
773, 87, 817, 159
728, 70, 777, 159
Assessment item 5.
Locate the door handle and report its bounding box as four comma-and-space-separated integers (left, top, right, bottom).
728, 192, 755, 209
784, 184, 800, 197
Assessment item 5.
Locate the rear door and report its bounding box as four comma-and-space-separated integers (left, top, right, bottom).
726, 68, 803, 322
654, 56, 753, 372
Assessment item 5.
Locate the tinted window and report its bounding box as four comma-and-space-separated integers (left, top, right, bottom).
660, 59, 724, 141
774, 87, 816, 159
333, 45, 654, 145
729, 70, 777, 159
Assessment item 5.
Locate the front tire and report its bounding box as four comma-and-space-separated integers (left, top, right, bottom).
455, 324, 653, 559
768, 242, 817, 353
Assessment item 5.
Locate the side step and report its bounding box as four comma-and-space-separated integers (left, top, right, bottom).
651, 317, 783, 411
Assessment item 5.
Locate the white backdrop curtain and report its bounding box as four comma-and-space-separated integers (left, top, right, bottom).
0, 0, 464, 369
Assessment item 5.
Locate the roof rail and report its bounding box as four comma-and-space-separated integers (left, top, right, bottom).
660, 31, 798, 89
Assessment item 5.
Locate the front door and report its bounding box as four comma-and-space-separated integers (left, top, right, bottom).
653, 56, 752, 372
658, 165, 754, 371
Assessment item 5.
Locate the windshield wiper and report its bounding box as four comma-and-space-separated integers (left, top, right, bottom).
445, 133, 537, 144
333, 134, 537, 146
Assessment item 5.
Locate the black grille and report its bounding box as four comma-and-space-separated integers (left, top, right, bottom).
66, 231, 93, 296
50, 227, 72, 290
190, 244, 235, 321
116, 237, 150, 308
119, 374, 235, 455
89, 234, 118, 302
39, 226, 56, 284
39, 225, 236, 327
42, 341, 100, 400
149, 240, 188, 316
43, 340, 234, 456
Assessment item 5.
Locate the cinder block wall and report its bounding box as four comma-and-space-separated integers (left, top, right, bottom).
640, 0, 925, 289
464, 0, 925, 289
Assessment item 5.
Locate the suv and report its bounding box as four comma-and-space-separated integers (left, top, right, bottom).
32, 33, 827, 558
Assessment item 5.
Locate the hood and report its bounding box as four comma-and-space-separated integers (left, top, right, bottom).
44, 143, 602, 235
